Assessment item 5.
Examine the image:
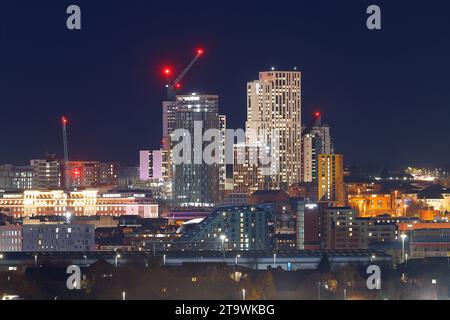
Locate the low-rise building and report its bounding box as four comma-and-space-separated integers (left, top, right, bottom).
410, 228, 450, 258
0, 225, 23, 252
0, 165, 34, 190
177, 205, 273, 251
0, 190, 158, 219
0, 223, 95, 252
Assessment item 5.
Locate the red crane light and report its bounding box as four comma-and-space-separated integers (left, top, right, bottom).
175, 83, 182, 89
314, 112, 321, 118
62, 116, 67, 124
71, 168, 81, 177
196, 48, 205, 56
162, 67, 172, 77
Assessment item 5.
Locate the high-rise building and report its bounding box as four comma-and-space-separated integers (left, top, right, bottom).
240, 70, 302, 191
233, 143, 261, 194
291, 199, 322, 250
219, 114, 227, 192
172, 94, 220, 207
317, 154, 345, 206
162, 100, 178, 151
301, 114, 333, 182
30, 159, 63, 190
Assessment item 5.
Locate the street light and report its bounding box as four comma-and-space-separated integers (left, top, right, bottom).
400, 234, 407, 262
115, 253, 121, 267
220, 235, 226, 251
34, 254, 38, 267
65, 211, 72, 223
242, 289, 246, 301
163, 254, 166, 266
83, 254, 87, 266
235, 254, 240, 266
122, 291, 126, 300
371, 254, 376, 263
318, 282, 321, 300
273, 253, 277, 266
0, 253, 4, 259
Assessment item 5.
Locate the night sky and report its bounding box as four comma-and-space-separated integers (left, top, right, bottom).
1, 0, 449, 168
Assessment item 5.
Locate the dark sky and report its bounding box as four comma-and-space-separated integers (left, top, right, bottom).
1, 0, 449, 168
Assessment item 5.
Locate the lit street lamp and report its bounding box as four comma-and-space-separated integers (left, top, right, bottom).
242, 289, 246, 301
318, 281, 321, 300
115, 253, 121, 267
65, 211, 72, 223
220, 235, 226, 251
400, 234, 407, 262
122, 291, 126, 300
273, 253, 276, 266
34, 254, 38, 267
235, 254, 240, 266
83, 254, 87, 266
163, 254, 166, 266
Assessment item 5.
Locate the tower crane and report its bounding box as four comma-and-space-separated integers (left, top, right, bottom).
301, 111, 322, 137
162, 48, 205, 100
61, 116, 69, 162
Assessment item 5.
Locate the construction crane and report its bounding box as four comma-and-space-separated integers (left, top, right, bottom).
162, 48, 205, 100
61, 116, 69, 162
301, 111, 322, 137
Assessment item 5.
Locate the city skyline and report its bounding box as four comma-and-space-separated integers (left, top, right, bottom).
1, 1, 450, 168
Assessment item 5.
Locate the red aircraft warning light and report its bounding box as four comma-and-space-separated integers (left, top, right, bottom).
314, 112, 321, 118
196, 48, 205, 56
175, 83, 182, 89
163, 67, 173, 77
62, 116, 68, 124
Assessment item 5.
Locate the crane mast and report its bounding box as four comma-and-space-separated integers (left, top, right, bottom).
164, 48, 204, 100
61, 116, 69, 162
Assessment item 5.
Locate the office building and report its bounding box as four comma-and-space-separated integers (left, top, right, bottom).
30, 159, 63, 189
291, 200, 321, 250
0, 225, 23, 252
322, 207, 362, 249
0, 164, 34, 190
0, 223, 95, 252
64, 161, 118, 189
0, 190, 158, 218
22, 224, 95, 252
